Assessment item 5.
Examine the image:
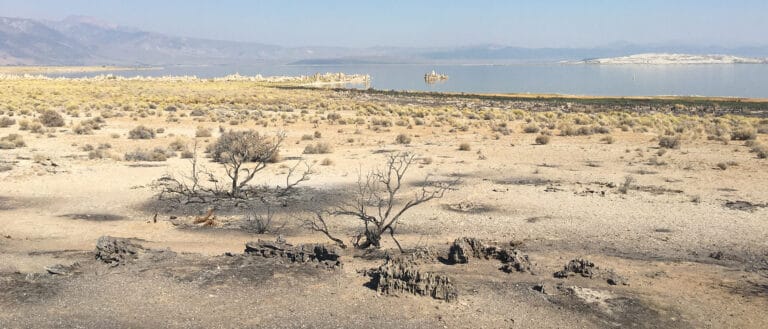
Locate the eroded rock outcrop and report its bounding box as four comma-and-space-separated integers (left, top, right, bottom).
366, 256, 457, 302
244, 239, 342, 269
554, 259, 596, 278
94, 236, 144, 266
554, 258, 628, 285
447, 237, 533, 273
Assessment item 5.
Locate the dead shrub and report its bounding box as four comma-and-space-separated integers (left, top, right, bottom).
395, 133, 412, 145
128, 125, 156, 139
601, 135, 616, 144
658, 135, 681, 149
0, 116, 15, 128
124, 148, 170, 162
0, 134, 25, 149
535, 134, 551, 145
195, 126, 212, 138
39, 110, 65, 127
303, 142, 333, 154
731, 128, 757, 141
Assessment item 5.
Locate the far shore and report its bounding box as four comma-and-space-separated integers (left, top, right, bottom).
0, 65, 160, 74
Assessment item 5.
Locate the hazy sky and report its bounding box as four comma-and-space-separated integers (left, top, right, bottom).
2, 0, 767, 48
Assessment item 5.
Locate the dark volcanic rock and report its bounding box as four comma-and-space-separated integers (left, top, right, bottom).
94, 236, 144, 266
367, 256, 457, 302
244, 239, 342, 269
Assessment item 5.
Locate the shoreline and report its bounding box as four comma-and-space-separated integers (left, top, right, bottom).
0, 67, 765, 103
292, 86, 768, 105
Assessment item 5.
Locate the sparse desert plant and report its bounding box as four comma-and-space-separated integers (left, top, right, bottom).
168, 138, 187, 152
242, 205, 278, 234
535, 134, 550, 145
523, 124, 540, 134
601, 135, 616, 144
320, 158, 334, 166
209, 130, 285, 197
301, 134, 314, 141
180, 150, 194, 158
658, 135, 681, 149
395, 133, 412, 145
0, 116, 15, 128
29, 122, 44, 134
73, 124, 93, 135
88, 149, 106, 160
195, 126, 212, 138
0, 134, 25, 149
124, 148, 170, 162
618, 176, 635, 194
730, 128, 757, 141
303, 142, 333, 154
593, 126, 612, 134
39, 110, 65, 127
307, 152, 458, 251
750, 142, 768, 159
716, 162, 728, 170
458, 143, 471, 151
128, 125, 156, 139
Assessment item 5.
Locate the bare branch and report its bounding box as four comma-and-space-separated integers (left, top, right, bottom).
302, 210, 347, 249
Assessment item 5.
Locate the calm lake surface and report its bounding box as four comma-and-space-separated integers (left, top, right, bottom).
57, 63, 768, 98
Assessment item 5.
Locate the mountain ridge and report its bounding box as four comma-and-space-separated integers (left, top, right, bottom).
2, 16, 768, 66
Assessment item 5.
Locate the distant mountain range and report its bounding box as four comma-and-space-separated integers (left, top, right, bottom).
2, 16, 768, 66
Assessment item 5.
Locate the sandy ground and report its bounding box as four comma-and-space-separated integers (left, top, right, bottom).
1, 84, 767, 328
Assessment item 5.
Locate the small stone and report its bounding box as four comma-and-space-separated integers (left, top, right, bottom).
45, 263, 78, 275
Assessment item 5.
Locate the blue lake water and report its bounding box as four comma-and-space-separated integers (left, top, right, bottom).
56, 63, 768, 98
